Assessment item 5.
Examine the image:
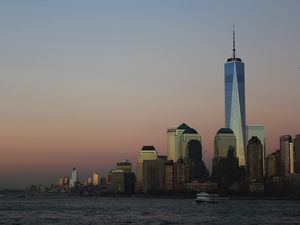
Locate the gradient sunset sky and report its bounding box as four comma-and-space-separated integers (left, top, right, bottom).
1, 0, 300, 189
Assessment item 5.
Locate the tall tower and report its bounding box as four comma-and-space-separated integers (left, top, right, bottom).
224, 26, 246, 166
280, 135, 294, 176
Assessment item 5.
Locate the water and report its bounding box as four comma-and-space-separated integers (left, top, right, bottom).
1, 195, 300, 225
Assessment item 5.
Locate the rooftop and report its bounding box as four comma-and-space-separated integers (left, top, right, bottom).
217, 128, 234, 134
141, 145, 156, 151
177, 123, 198, 134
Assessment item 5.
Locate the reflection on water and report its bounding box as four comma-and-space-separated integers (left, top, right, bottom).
0, 196, 300, 225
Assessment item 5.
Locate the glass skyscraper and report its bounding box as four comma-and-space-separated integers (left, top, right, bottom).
224, 27, 246, 166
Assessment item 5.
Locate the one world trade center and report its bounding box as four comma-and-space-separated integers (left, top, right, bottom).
224, 26, 246, 166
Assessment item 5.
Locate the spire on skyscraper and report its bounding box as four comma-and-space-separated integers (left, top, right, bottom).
227, 25, 241, 62
232, 24, 236, 59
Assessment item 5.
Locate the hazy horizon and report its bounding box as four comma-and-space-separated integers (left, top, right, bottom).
1, 0, 300, 189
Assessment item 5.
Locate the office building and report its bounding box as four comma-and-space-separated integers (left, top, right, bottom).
92, 172, 99, 186
247, 125, 266, 175
247, 136, 263, 181
167, 123, 201, 162
136, 146, 158, 190
69, 167, 78, 188
294, 134, 300, 174
214, 128, 237, 159
109, 170, 125, 193
116, 160, 132, 173
224, 26, 246, 166
266, 152, 277, 178
212, 128, 239, 188
174, 157, 189, 190
187, 139, 207, 182
143, 158, 166, 193
280, 135, 294, 176
109, 169, 135, 194
165, 160, 174, 191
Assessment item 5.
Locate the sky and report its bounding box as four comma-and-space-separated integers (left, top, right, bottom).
0, 0, 300, 189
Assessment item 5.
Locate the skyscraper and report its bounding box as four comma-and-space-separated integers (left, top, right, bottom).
167, 123, 201, 162
246, 136, 263, 181
294, 134, 300, 174
214, 128, 237, 159
92, 172, 99, 186
247, 125, 266, 174
116, 160, 132, 173
280, 135, 294, 176
136, 145, 158, 191
212, 128, 239, 189
143, 158, 166, 193
69, 167, 78, 188
224, 26, 246, 166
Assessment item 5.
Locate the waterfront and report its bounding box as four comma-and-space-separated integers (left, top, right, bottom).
1, 196, 300, 225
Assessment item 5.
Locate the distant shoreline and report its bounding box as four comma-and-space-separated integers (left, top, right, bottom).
1, 191, 300, 200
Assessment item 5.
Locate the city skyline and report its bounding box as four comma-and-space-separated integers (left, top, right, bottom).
0, 0, 300, 189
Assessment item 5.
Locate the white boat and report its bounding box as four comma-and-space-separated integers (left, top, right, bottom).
195, 192, 228, 203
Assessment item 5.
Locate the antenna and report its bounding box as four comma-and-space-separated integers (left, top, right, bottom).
233, 24, 236, 59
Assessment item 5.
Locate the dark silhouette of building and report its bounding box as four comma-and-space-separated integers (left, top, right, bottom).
247, 136, 263, 181
280, 135, 294, 176
143, 158, 166, 193
212, 146, 239, 190
165, 160, 174, 191
266, 150, 281, 178
294, 134, 300, 174
116, 160, 132, 173
212, 128, 239, 190
187, 139, 208, 182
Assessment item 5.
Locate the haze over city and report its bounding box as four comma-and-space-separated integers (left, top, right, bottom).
0, 0, 300, 189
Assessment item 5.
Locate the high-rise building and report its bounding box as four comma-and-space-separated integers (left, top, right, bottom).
246, 136, 263, 181
143, 158, 166, 193
266, 151, 281, 178
187, 139, 208, 182
247, 125, 266, 175
224, 26, 246, 166
167, 123, 201, 162
116, 160, 132, 173
136, 146, 158, 190
174, 157, 189, 190
109, 169, 135, 194
92, 172, 99, 186
165, 160, 174, 191
280, 135, 294, 176
266, 153, 276, 178
109, 170, 125, 193
214, 128, 237, 159
294, 134, 300, 174
69, 167, 78, 188
212, 128, 239, 189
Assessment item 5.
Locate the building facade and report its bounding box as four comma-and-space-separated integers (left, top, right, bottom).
109, 170, 125, 193
212, 128, 239, 188
294, 134, 300, 174
247, 125, 266, 175
280, 135, 294, 176
224, 27, 246, 166
246, 136, 263, 181
92, 172, 99, 186
143, 158, 166, 193
136, 146, 158, 191
69, 167, 78, 188
167, 123, 201, 162
214, 128, 237, 159
266, 152, 277, 178
116, 160, 132, 173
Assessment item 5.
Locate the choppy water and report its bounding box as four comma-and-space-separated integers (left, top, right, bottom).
0, 195, 300, 225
